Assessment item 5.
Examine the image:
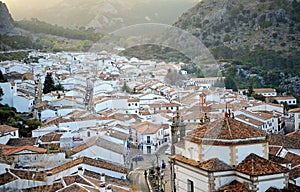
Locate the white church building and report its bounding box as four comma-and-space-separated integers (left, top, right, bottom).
171, 117, 291, 192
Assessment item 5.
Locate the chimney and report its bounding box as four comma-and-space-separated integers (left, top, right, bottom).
77, 166, 84, 175
100, 182, 106, 192
101, 173, 105, 183
106, 185, 112, 192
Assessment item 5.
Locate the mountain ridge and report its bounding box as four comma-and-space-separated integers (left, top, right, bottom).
0, 2, 15, 35
3, 0, 198, 32
173, 0, 300, 95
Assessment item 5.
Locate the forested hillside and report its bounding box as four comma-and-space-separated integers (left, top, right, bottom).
174, 0, 300, 95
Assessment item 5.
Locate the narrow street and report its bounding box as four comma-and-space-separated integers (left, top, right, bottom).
128, 169, 149, 192
128, 144, 171, 192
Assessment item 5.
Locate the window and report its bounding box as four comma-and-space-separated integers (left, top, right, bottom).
147, 136, 151, 143
135, 103, 138, 106
187, 179, 194, 192
128, 103, 131, 107
87, 131, 90, 137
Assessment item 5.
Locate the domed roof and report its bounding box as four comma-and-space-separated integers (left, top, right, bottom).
185, 118, 267, 145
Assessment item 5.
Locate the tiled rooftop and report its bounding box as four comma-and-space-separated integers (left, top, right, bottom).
133, 122, 162, 134
22, 182, 63, 192
62, 174, 93, 187
286, 131, 300, 139
269, 154, 290, 165
1, 145, 47, 156
235, 114, 264, 126
0, 172, 18, 185
40, 132, 63, 142
240, 109, 274, 120
254, 88, 276, 93
236, 153, 289, 176
10, 169, 46, 181
218, 180, 250, 192
284, 152, 300, 168
289, 166, 300, 180
6, 137, 38, 147
0, 154, 14, 164
0, 125, 18, 133
173, 155, 232, 172
58, 183, 89, 192
268, 133, 300, 149
72, 137, 97, 153
50, 157, 128, 175
185, 118, 266, 145
289, 108, 300, 113
269, 145, 282, 156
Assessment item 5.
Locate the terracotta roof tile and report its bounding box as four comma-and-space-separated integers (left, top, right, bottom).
72, 137, 97, 153
254, 88, 276, 93
185, 118, 266, 145
289, 108, 300, 113
133, 122, 162, 134
289, 166, 300, 180
198, 158, 232, 172
50, 157, 128, 175
235, 114, 264, 126
269, 145, 282, 156
58, 183, 89, 192
10, 169, 46, 181
286, 131, 300, 139
271, 96, 296, 100
268, 133, 300, 149
269, 154, 290, 165
62, 175, 93, 187
6, 137, 38, 147
240, 109, 274, 120
0, 154, 14, 164
1, 145, 47, 156
83, 170, 130, 189
40, 132, 63, 142
105, 129, 129, 141
173, 155, 232, 172
0, 172, 18, 185
0, 125, 18, 133
22, 182, 63, 192
236, 153, 289, 176
219, 180, 250, 192
284, 152, 300, 168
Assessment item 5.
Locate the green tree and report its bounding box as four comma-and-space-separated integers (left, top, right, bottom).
43, 73, 55, 94
55, 83, 64, 91
253, 94, 266, 101
247, 82, 254, 96
224, 76, 238, 91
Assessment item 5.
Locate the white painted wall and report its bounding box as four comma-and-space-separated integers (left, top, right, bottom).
13, 153, 66, 167
174, 163, 209, 192
236, 143, 266, 164
202, 145, 231, 165
257, 174, 286, 192
72, 145, 125, 165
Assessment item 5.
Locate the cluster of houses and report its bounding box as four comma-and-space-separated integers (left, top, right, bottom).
0, 51, 299, 191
